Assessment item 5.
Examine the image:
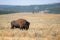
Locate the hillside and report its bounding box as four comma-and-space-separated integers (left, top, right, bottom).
0, 13, 60, 40
0, 3, 60, 14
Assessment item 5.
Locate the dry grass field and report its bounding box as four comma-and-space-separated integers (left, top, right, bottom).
0, 12, 60, 40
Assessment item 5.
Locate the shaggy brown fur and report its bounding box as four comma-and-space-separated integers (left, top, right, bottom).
11, 19, 30, 30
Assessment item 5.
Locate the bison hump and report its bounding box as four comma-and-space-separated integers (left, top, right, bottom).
16, 19, 26, 27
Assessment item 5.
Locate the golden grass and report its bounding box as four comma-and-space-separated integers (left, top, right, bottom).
0, 12, 60, 40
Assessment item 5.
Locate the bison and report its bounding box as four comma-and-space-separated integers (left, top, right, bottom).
11, 19, 30, 30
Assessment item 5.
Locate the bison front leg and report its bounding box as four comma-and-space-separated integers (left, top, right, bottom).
19, 26, 24, 30
24, 22, 30, 30
25, 25, 29, 30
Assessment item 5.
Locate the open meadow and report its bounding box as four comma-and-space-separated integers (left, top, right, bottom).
0, 13, 60, 40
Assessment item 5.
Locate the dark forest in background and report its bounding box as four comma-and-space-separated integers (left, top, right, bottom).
0, 3, 60, 14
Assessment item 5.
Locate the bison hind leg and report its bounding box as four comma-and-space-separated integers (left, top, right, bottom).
11, 25, 15, 29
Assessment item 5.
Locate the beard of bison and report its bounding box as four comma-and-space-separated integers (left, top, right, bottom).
11, 19, 30, 30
